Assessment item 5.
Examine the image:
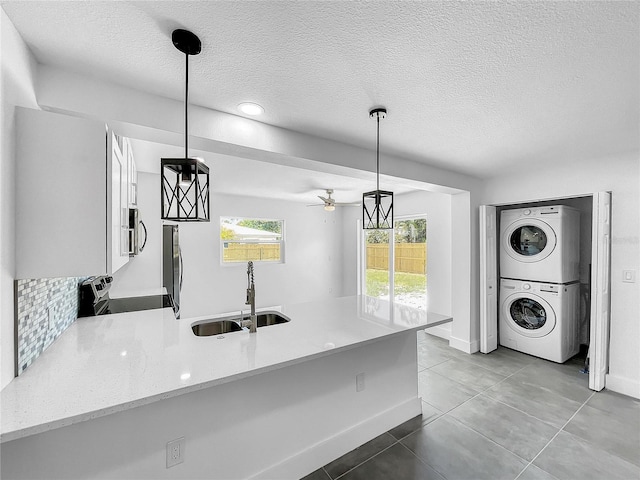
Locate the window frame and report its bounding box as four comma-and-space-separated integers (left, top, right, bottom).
358, 214, 427, 308
220, 217, 285, 266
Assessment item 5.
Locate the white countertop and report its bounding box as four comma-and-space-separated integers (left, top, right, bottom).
1, 295, 451, 443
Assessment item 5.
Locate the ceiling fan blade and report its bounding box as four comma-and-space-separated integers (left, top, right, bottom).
335, 202, 361, 207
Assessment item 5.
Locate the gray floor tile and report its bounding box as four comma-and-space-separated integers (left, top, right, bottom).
587, 389, 640, 424
456, 346, 536, 377
421, 334, 469, 358
323, 433, 396, 479
418, 369, 480, 413
301, 468, 331, 480
416, 329, 427, 343
516, 464, 559, 480
421, 401, 443, 424
484, 376, 583, 428
402, 415, 528, 480
533, 431, 640, 480
388, 404, 443, 441
507, 361, 591, 404
339, 443, 445, 480
430, 358, 507, 391
449, 394, 559, 461
564, 402, 640, 467
417, 344, 453, 369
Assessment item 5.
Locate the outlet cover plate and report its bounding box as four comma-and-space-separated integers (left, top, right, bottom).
166, 437, 185, 468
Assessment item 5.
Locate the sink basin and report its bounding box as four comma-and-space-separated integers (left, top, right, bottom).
241, 312, 290, 328
191, 320, 243, 337
191, 311, 290, 337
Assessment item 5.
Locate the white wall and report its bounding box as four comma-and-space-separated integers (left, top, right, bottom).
112, 177, 346, 319
481, 153, 640, 398
0, 9, 38, 389
179, 192, 345, 319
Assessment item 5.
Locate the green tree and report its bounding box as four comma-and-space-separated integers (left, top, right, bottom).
365, 229, 389, 244
395, 219, 426, 243
220, 226, 236, 240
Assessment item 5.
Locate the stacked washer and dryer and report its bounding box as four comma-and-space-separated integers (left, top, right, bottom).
499, 206, 581, 363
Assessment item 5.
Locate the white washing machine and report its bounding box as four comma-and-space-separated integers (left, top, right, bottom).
500, 205, 580, 283
499, 278, 580, 363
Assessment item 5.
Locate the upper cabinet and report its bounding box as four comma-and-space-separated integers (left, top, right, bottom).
15, 108, 133, 278
122, 136, 138, 208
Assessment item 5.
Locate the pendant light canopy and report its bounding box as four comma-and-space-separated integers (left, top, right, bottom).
161, 29, 210, 222
363, 108, 393, 230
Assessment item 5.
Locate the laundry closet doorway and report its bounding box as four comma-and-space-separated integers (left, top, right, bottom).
479, 192, 611, 391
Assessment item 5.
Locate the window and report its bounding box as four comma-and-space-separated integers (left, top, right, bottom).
362, 217, 427, 309
220, 217, 284, 263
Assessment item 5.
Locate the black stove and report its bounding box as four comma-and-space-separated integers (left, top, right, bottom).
79, 276, 175, 317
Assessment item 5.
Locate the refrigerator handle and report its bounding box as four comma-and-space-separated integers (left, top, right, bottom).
179, 245, 184, 292
139, 220, 148, 252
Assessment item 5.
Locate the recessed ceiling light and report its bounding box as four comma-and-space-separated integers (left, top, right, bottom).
238, 102, 264, 116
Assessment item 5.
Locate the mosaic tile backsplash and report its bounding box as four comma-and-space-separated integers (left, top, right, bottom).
15, 277, 84, 375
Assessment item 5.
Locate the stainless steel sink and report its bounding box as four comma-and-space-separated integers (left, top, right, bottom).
244, 312, 290, 328
191, 320, 244, 336
191, 311, 290, 337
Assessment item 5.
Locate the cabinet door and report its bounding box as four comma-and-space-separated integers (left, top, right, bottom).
109, 132, 129, 273
124, 138, 138, 207
16, 108, 108, 277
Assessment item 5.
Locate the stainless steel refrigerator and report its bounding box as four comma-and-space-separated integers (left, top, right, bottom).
162, 224, 182, 318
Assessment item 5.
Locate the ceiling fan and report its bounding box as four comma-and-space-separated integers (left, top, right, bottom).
308, 189, 361, 211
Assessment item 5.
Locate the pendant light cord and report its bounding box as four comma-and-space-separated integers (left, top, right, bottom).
376, 112, 380, 192
185, 52, 189, 160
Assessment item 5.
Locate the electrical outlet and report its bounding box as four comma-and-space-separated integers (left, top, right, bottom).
623, 270, 636, 283
356, 372, 365, 392
166, 437, 185, 468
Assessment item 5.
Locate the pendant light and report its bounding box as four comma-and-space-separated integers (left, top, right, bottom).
161, 29, 210, 222
363, 107, 393, 229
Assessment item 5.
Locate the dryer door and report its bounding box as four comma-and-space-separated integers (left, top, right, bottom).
502, 293, 556, 338
502, 218, 557, 264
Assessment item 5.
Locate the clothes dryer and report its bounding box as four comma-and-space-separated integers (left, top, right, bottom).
499, 278, 579, 363
500, 205, 580, 283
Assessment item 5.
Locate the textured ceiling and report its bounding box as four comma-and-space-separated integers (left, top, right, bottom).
3, 1, 639, 180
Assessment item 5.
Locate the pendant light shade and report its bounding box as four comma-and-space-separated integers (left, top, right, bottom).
161, 29, 210, 222
363, 108, 393, 230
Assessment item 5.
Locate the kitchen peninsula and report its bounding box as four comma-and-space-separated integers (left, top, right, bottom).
1, 295, 451, 479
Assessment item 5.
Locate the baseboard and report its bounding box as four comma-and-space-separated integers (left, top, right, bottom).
605, 373, 640, 399
250, 397, 423, 480
449, 335, 480, 354
425, 323, 451, 340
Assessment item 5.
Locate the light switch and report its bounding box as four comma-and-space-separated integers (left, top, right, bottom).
623, 270, 636, 283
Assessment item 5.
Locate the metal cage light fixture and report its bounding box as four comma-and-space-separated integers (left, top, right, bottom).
363, 107, 393, 229
161, 29, 210, 222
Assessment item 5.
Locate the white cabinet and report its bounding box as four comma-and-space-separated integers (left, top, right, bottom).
110, 132, 129, 273
15, 108, 130, 278
123, 137, 138, 208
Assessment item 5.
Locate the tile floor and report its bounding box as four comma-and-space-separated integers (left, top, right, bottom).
303, 332, 640, 480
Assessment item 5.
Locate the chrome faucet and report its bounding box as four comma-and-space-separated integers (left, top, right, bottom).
245, 261, 257, 333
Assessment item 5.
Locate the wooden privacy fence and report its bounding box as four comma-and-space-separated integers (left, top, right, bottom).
367, 243, 426, 274
223, 243, 281, 262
